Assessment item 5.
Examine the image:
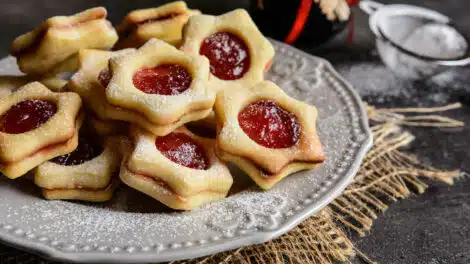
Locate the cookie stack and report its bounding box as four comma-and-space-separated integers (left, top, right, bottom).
0, 1, 325, 210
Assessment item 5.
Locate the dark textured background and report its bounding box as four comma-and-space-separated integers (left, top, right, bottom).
0, 0, 469, 263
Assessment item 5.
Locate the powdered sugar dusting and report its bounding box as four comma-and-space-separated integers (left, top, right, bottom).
0, 179, 290, 247
155, 132, 208, 170
238, 100, 300, 149
200, 32, 250, 80
168, 144, 197, 164
132, 64, 192, 96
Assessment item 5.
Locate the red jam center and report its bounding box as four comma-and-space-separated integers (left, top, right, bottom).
51, 133, 103, 166
199, 32, 250, 80
98, 68, 111, 88
132, 64, 192, 95
238, 100, 300, 149
155, 132, 209, 170
0, 100, 57, 134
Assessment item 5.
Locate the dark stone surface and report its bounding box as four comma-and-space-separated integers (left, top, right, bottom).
0, 0, 468, 263
317, 3, 470, 263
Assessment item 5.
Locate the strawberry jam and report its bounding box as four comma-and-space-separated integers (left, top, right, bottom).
0, 100, 57, 134
133, 64, 192, 95
98, 68, 111, 88
155, 132, 208, 170
199, 32, 250, 80
51, 133, 103, 166
238, 100, 300, 149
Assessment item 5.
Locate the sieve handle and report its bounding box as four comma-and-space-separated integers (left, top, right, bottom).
437, 57, 470, 67
359, 0, 384, 15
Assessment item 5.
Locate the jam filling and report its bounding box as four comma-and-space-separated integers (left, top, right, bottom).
119, 13, 182, 40
238, 100, 300, 149
138, 12, 181, 24
155, 132, 209, 170
132, 64, 192, 95
13, 13, 106, 56
199, 32, 250, 80
0, 100, 57, 134
51, 133, 103, 166
98, 68, 111, 88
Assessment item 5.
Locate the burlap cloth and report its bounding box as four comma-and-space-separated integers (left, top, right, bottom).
0, 102, 464, 264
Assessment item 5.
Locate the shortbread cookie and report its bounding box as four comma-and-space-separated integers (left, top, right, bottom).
11, 7, 118, 75
106, 38, 214, 135
69, 47, 206, 136
120, 126, 233, 210
35, 136, 121, 202
0, 76, 67, 99
0, 82, 83, 179
180, 9, 274, 93
214, 81, 325, 189
115, 1, 200, 48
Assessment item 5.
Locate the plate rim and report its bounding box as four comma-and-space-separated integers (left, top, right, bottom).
0, 39, 373, 263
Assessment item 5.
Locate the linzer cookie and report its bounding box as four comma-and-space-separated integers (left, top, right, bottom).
35, 135, 121, 202
105, 38, 214, 136
11, 7, 118, 75
115, 1, 200, 49
0, 82, 83, 179
214, 81, 325, 189
120, 126, 233, 210
180, 9, 274, 93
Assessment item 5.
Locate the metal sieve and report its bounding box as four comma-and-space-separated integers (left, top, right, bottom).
360, 0, 470, 80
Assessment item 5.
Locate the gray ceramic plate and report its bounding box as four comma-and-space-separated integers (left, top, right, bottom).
0, 40, 372, 263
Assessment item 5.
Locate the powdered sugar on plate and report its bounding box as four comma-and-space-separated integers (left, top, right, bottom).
0, 179, 290, 247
